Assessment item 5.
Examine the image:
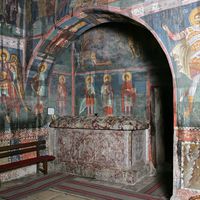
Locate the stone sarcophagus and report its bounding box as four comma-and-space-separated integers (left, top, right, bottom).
50, 116, 153, 184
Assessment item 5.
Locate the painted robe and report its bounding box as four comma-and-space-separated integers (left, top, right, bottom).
57, 82, 67, 115
101, 82, 113, 115
85, 83, 95, 116
121, 81, 136, 115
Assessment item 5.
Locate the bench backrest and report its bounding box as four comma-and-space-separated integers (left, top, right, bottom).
0, 140, 46, 159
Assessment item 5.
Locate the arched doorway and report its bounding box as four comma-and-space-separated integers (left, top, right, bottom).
69, 22, 174, 198
26, 10, 175, 199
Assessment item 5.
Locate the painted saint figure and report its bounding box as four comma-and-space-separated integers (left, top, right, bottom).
0, 50, 26, 121
121, 72, 136, 116
57, 75, 67, 116
85, 75, 95, 116
162, 7, 200, 117
101, 74, 114, 115
34, 97, 44, 128
31, 62, 47, 99
0, 71, 19, 123
0, 49, 29, 131
8, 54, 27, 113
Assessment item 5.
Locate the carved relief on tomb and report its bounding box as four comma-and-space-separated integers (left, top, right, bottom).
54, 124, 150, 184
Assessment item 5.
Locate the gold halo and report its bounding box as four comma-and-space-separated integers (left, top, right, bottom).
85, 75, 94, 84
103, 74, 111, 82
0, 71, 8, 79
122, 72, 132, 81
38, 62, 47, 72
189, 7, 200, 25
10, 54, 18, 63
59, 75, 66, 83
0, 49, 10, 62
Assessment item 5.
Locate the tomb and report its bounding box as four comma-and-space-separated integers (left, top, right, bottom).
50, 116, 153, 184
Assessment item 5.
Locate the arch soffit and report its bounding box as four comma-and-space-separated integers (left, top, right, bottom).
27, 7, 175, 80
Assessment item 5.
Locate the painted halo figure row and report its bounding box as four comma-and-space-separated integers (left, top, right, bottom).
80, 72, 136, 116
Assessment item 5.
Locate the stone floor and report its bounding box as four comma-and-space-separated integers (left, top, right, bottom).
20, 190, 95, 200
0, 174, 95, 200
0, 169, 172, 200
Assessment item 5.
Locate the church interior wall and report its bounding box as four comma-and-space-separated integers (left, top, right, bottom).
0, 0, 200, 199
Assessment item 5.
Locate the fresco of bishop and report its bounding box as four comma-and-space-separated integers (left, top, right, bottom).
162, 7, 200, 117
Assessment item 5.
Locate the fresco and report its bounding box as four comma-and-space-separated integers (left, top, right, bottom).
49, 73, 72, 116
0, 0, 25, 36
1, 1, 200, 198
25, 39, 41, 64
25, 59, 54, 128
101, 74, 114, 115
69, 0, 114, 10
163, 6, 200, 117
74, 24, 146, 72
26, 0, 73, 35
25, 22, 169, 122
0, 47, 27, 131
142, 2, 200, 127
0, 2, 173, 128
74, 24, 151, 120
76, 72, 147, 120
47, 46, 72, 116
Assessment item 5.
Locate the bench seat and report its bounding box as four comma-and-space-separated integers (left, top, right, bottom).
0, 141, 55, 175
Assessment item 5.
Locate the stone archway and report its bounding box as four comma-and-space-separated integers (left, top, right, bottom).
26, 8, 177, 199
26, 7, 177, 123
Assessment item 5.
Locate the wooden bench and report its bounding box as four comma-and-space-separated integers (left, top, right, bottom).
0, 140, 55, 175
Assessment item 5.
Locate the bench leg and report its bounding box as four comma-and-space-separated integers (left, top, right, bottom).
37, 163, 40, 174
43, 161, 48, 175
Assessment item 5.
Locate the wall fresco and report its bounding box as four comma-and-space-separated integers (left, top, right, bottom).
0, 45, 28, 131
0, 0, 25, 36
2, 13, 170, 133
1, 0, 200, 199
25, 59, 54, 128
74, 24, 156, 120
26, 0, 73, 36
49, 73, 72, 116
142, 2, 200, 127
29, 23, 167, 122
76, 72, 147, 119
